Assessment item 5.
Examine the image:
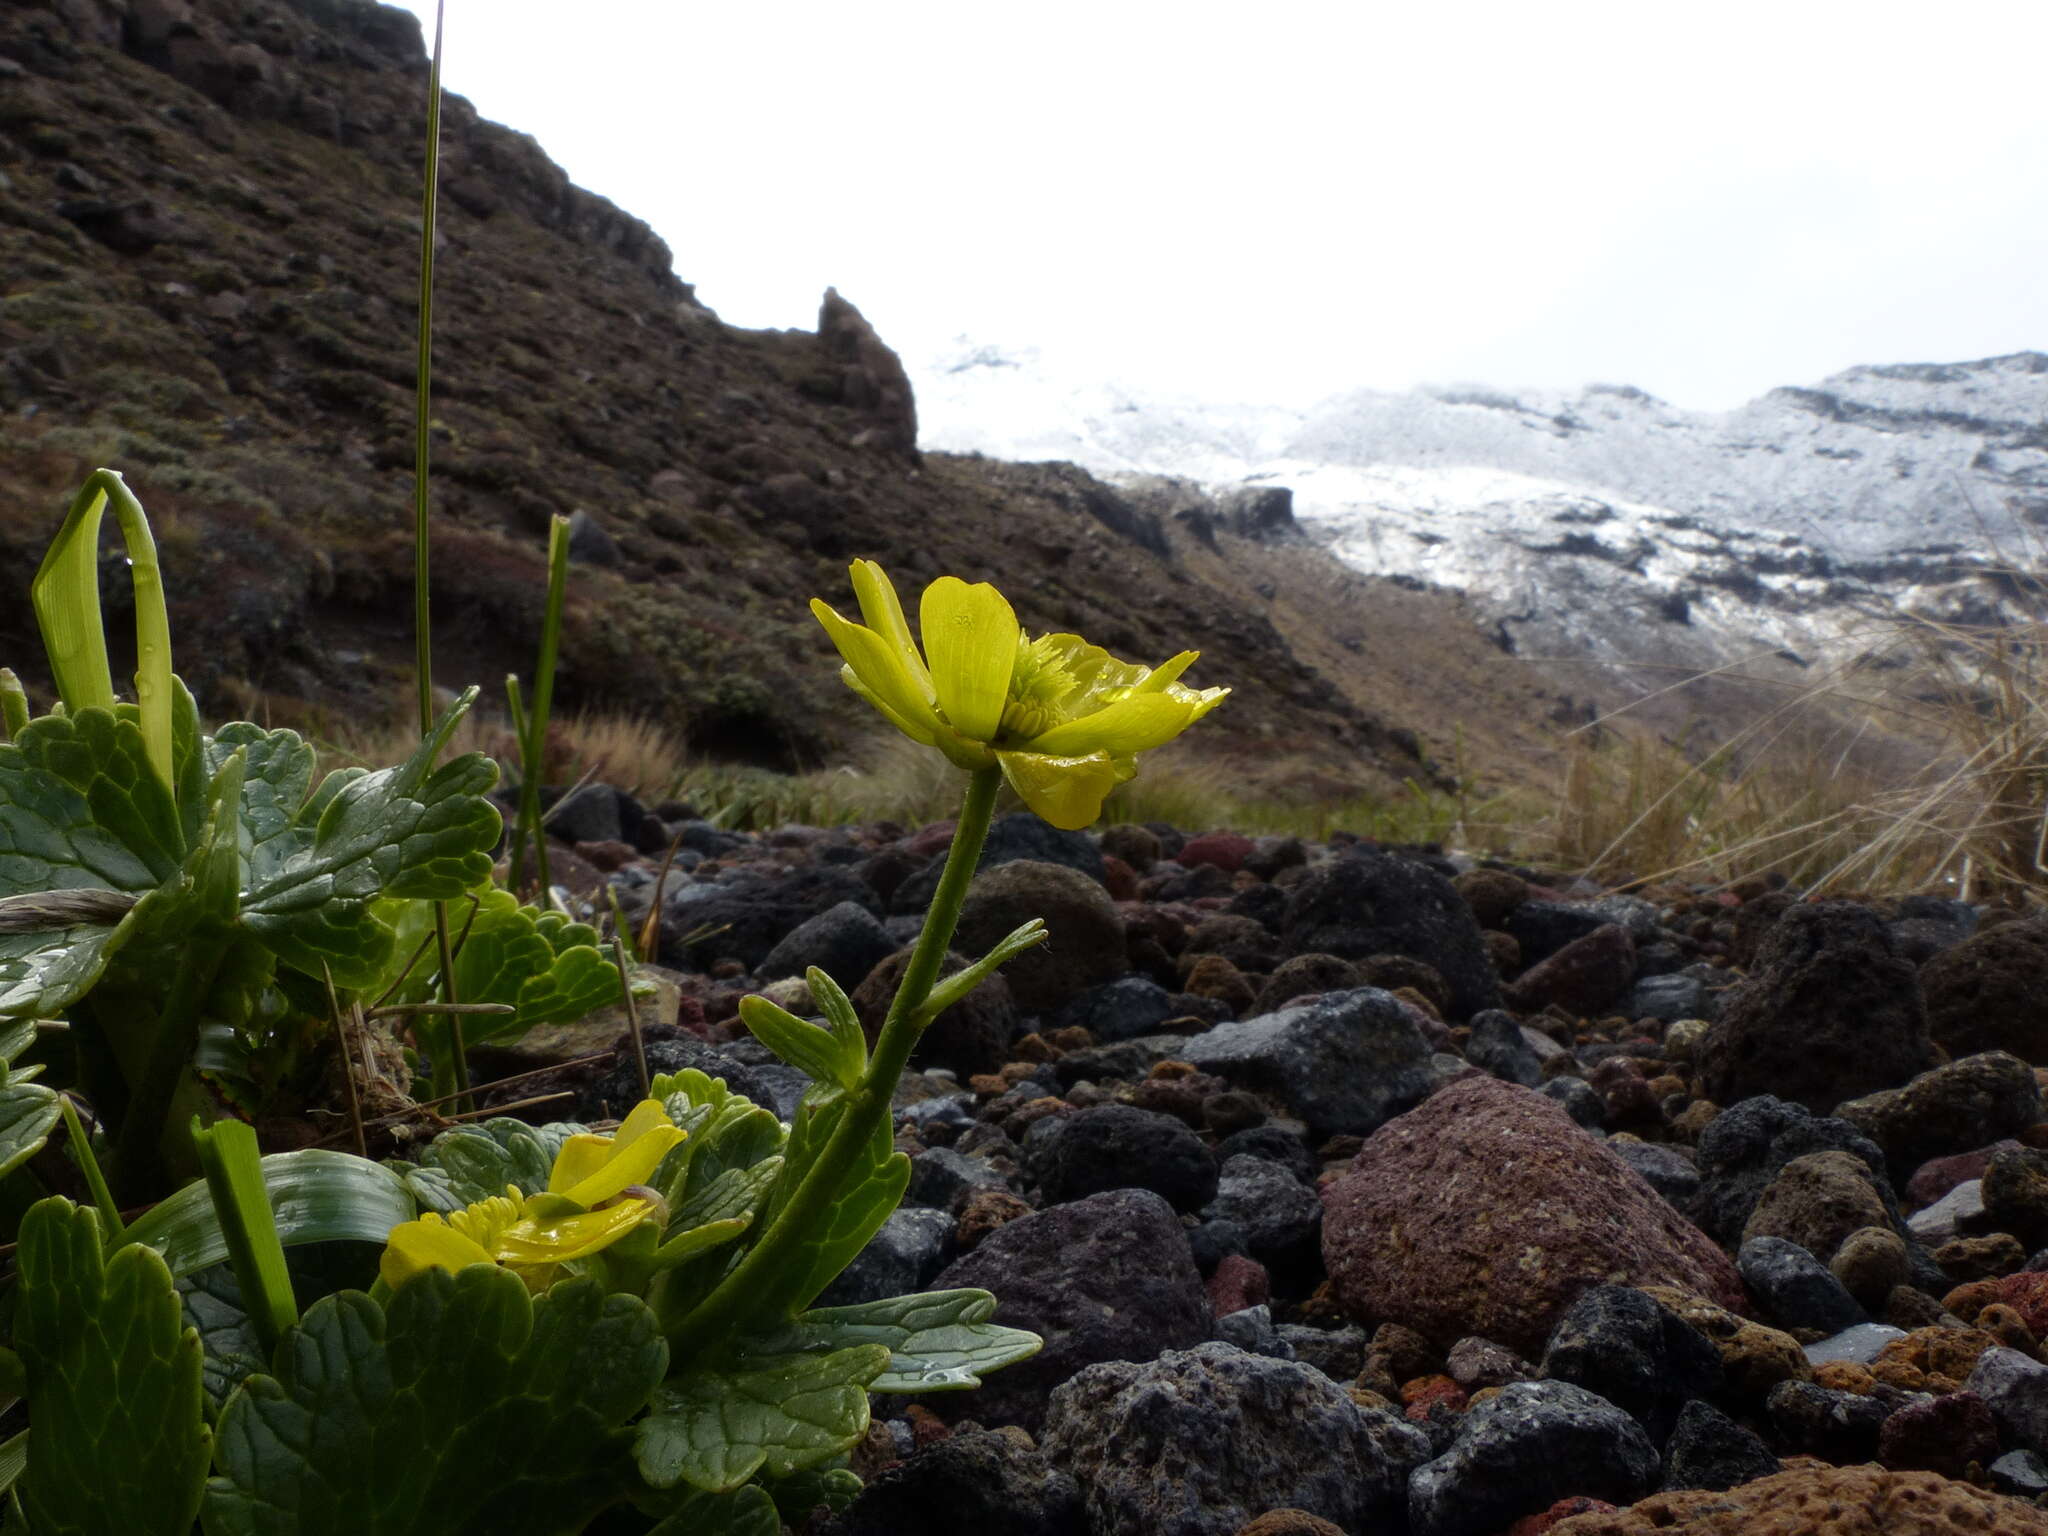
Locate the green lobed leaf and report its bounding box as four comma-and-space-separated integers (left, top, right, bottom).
15, 1198, 210, 1535
204, 723, 316, 889
738, 994, 852, 1090
203, 1270, 668, 1536
410, 888, 619, 1061
121, 1148, 416, 1278
238, 690, 501, 988
633, 1343, 890, 1494
764, 1465, 862, 1519
747, 1093, 909, 1320
390, 1116, 582, 1214
0, 707, 183, 895
0, 1079, 61, 1181
750, 1288, 1044, 1393
178, 1265, 268, 1417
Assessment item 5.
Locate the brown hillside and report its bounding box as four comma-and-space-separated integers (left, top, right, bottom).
0, 0, 1578, 798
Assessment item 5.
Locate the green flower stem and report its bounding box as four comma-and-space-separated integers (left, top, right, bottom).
666, 764, 1000, 1356
112, 938, 226, 1204
59, 1097, 122, 1244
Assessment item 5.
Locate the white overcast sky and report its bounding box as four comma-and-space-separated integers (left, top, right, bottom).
385, 0, 2048, 411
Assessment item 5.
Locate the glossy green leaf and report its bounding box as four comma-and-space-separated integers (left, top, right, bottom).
753, 1288, 1044, 1393
764, 1465, 862, 1519
16, 1198, 210, 1535
409, 888, 618, 1065
204, 1271, 667, 1536
392, 1116, 582, 1214
634, 1343, 890, 1493
803, 967, 869, 1083
0, 1030, 61, 1179
204, 723, 316, 889
121, 1149, 416, 1278
0, 707, 183, 895
239, 691, 501, 988
738, 994, 851, 1089
755, 1094, 909, 1319
178, 1265, 267, 1416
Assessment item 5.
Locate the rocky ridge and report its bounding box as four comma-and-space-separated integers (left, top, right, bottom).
0, 0, 1471, 790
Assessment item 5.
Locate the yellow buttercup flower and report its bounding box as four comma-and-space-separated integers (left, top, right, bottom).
381, 1099, 685, 1291
810, 561, 1228, 829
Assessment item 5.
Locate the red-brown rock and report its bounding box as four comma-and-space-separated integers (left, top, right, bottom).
1321, 1076, 1746, 1354
1547, 1464, 2048, 1534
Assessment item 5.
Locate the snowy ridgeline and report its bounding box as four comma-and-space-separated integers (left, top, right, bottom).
914, 343, 2048, 676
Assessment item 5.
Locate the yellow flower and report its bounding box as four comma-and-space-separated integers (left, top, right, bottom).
381, 1100, 685, 1292
810, 561, 1228, 829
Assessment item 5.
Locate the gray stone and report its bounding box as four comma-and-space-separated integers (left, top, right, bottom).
829, 1426, 1086, 1536
1180, 987, 1435, 1140
918, 1189, 1212, 1432
1968, 1344, 2048, 1456
1214, 1304, 1294, 1360
1738, 1236, 1866, 1335
1631, 972, 1708, 1022
1990, 1448, 2048, 1499
1803, 1322, 1908, 1367
1907, 1178, 1985, 1244
1022, 1104, 1217, 1212
814, 1206, 952, 1307
755, 898, 895, 985
1610, 1140, 1703, 1212
1279, 848, 1502, 1020
1537, 1284, 1722, 1445
1043, 1341, 1429, 1536
1048, 976, 1178, 1043
1660, 1397, 1782, 1493
1205, 1154, 1322, 1274
953, 860, 1126, 1014
1539, 1074, 1606, 1130
1465, 1009, 1542, 1086
905, 1145, 1013, 1211
1407, 1379, 1660, 1536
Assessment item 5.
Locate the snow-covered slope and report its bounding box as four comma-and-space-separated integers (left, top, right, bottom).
915, 343, 2048, 681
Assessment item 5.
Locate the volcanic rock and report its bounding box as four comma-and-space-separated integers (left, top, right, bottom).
1321, 1076, 1746, 1354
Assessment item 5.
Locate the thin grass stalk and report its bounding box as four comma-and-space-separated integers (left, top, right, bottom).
408, 1, 468, 1106
509, 514, 571, 895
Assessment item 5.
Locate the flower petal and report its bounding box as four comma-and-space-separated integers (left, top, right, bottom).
850, 561, 932, 695
811, 598, 948, 741
1023, 690, 1223, 758
380, 1214, 496, 1289
839, 667, 940, 747
920, 577, 1018, 743
495, 1198, 652, 1265
997, 750, 1122, 830
1133, 651, 1199, 693
556, 1119, 685, 1209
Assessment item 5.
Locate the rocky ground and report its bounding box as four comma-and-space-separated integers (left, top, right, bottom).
476, 783, 2048, 1536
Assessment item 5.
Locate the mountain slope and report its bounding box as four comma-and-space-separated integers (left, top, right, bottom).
0, 0, 1461, 793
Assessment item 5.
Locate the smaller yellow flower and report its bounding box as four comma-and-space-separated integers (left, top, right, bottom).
811, 561, 1228, 829
380, 1100, 686, 1292
548, 1098, 685, 1206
